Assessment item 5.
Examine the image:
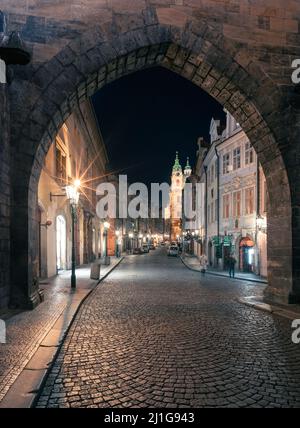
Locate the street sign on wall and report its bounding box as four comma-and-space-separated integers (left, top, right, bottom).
223, 236, 232, 247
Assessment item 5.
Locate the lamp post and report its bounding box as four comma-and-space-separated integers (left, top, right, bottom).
128, 232, 133, 253
65, 183, 80, 289
115, 230, 120, 258
103, 221, 110, 262
256, 215, 265, 276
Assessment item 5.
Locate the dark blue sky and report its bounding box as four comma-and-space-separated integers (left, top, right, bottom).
92, 66, 225, 185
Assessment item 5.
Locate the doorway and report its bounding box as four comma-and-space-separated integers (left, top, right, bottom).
56, 215, 67, 271
239, 237, 255, 273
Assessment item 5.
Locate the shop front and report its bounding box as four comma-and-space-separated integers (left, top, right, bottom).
239, 237, 255, 272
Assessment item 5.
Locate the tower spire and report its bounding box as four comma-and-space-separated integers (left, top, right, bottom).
172, 151, 182, 173
184, 156, 192, 177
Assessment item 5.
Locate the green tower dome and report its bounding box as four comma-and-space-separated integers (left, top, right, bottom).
172, 151, 182, 173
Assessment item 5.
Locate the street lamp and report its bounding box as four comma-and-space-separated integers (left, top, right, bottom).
128, 232, 134, 253
115, 230, 120, 258
103, 221, 110, 264
65, 183, 80, 289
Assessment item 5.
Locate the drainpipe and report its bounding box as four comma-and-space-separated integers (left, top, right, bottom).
215, 146, 220, 267
256, 159, 260, 217
204, 165, 208, 256
256, 157, 261, 276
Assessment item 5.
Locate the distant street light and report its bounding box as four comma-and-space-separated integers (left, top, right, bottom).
65, 182, 80, 289
115, 229, 120, 258
128, 232, 134, 253
103, 221, 110, 261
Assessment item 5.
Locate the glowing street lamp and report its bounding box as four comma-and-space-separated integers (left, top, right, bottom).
115, 229, 121, 258
65, 182, 80, 289
128, 232, 134, 253
103, 221, 110, 260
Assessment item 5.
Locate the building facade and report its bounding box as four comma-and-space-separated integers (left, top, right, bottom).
37, 100, 109, 279
195, 111, 268, 277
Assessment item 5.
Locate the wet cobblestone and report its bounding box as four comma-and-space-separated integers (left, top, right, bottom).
36, 250, 300, 408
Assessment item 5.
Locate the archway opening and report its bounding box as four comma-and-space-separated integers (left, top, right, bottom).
9, 34, 295, 307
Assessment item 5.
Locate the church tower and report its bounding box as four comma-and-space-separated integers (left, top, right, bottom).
184, 157, 192, 178
170, 152, 184, 241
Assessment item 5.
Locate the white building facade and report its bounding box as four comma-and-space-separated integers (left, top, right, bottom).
196, 111, 268, 277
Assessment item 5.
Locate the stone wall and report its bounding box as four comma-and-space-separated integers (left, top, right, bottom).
0, 85, 10, 309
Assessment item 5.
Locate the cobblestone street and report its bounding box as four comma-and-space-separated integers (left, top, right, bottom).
36, 249, 300, 408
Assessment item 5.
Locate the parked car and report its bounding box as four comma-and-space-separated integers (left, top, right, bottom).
160, 242, 166, 246
133, 247, 142, 255
168, 245, 179, 257
141, 244, 150, 253
149, 244, 156, 250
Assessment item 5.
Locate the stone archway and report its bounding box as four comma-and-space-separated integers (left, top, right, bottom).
8, 21, 296, 307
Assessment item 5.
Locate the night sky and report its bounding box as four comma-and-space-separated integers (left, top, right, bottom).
92, 67, 225, 186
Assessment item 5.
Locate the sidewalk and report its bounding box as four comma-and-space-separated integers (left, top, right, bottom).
181, 254, 267, 284
0, 257, 123, 408
181, 254, 300, 320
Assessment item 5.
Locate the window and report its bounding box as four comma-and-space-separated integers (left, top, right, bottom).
211, 201, 214, 223
245, 142, 254, 165
207, 169, 211, 186
215, 159, 218, 179
245, 187, 255, 215
233, 191, 241, 218
223, 194, 230, 219
208, 205, 211, 224
215, 199, 218, 221
55, 142, 67, 184
223, 153, 230, 174
233, 147, 241, 170
211, 164, 215, 183
263, 181, 268, 213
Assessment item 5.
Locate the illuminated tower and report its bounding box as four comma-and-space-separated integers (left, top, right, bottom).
170, 152, 184, 241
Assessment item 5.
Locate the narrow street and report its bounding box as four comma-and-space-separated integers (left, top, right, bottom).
36, 249, 300, 408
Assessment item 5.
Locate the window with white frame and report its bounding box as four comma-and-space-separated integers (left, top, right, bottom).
245, 142, 254, 165
223, 194, 230, 219
233, 147, 241, 170
245, 187, 255, 215
233, 191, 241, 218
222, 153, 230, 174
263, 180, 268, 213
55, 140, 67, 184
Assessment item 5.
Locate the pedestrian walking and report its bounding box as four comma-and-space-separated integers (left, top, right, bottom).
200, 254, 208, 275
229, 255, 236, 278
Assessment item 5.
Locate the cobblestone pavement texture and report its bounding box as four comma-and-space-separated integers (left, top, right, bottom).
0, 262, 118, 402
36, 249, 300, 408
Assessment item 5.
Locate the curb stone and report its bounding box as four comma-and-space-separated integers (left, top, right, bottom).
180, 256, 267, 284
